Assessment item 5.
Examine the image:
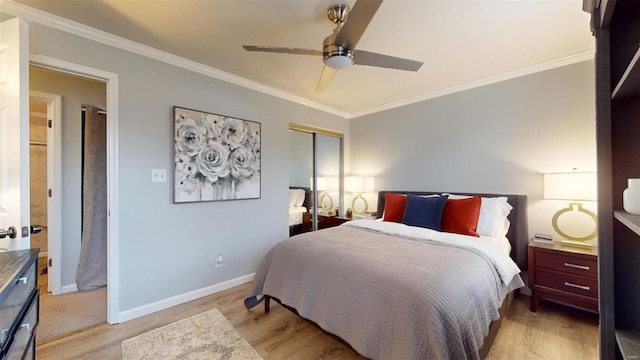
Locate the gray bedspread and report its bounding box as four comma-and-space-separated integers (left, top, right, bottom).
245, 223, 524, 359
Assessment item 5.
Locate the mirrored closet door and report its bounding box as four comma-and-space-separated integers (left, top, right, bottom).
289, 124, 343, 235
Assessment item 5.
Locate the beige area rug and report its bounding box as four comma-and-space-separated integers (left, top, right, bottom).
121, 308, 263, 360
37, 256, 107, 341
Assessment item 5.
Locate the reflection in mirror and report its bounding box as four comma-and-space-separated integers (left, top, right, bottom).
315, 134, 341, 217
289, 130, 313, 236
289, 127, 343, 234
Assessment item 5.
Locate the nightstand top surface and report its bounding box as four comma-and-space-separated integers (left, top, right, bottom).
528, 240, 598, 256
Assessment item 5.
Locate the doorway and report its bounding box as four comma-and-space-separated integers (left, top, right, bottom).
28, 54, 120, 326
29, 67, 110, 340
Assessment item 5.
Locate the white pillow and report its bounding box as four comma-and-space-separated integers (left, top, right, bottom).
289, 189, 299, 208
444, 194, 513, 237
293, 189, 306, 207
477, 197, 512, 237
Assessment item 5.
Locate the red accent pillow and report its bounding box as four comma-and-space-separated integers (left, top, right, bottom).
382, 193, 407, 223
441, 196, 482, 237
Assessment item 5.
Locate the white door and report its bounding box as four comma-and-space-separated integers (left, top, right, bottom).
0, 17, 31, 250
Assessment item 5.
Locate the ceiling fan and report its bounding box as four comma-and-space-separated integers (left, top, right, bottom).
243, 0, 423, 91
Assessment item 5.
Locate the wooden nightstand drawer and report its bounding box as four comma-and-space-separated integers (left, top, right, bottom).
535, 268, 598, 298
528, 241, 598, 313
535, 251, 597, 278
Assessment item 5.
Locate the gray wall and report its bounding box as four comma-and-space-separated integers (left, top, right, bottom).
28, 22, 347, 312
30, 67, 107, 287
349, 60, 597, 243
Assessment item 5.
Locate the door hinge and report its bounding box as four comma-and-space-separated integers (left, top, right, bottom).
48, 259, 52, 267
48, 119, 52, 128
48, 189, 52, 197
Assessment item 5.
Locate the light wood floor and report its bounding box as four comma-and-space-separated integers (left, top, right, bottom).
36, 282, 599, 359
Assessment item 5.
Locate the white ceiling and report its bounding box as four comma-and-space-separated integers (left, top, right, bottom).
9, 0, 594, 118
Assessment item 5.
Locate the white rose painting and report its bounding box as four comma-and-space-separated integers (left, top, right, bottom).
173, 106, 261, 203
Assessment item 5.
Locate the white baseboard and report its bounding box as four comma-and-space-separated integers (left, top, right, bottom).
117, 273, 255, 323
61, 283, 78, 293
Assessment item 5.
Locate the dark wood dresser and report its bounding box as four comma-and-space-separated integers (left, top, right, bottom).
0, 249, 39, 360
528, 241, 598, 313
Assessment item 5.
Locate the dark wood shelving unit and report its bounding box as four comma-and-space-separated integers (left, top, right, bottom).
587, 0, 640, 358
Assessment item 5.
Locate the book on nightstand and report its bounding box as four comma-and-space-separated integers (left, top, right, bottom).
532, 233, 554, 244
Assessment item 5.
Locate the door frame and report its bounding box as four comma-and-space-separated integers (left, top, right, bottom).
29, 90, 61, 294
30, 54, 120, 324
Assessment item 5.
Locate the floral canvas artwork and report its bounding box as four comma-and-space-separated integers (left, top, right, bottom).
173, 106, 261, 203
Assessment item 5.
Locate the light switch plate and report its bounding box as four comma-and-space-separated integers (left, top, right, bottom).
152, 169, 167, 183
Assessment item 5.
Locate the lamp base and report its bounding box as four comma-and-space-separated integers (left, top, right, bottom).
560, 239, 593, 248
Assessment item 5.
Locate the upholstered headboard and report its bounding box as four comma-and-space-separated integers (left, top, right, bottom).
376, 191, 529, 270
289, 186, 312, 210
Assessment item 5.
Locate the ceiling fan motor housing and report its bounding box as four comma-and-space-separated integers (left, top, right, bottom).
323, 34, 354, 70
323, 5, 355, 70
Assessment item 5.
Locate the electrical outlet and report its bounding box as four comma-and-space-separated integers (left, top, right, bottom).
151, 169, 167, 183
216, 254, 223, 268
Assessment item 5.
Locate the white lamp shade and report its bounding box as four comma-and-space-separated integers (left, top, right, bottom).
312, 176, 339, 191
345, 176, 375, 193
544, 172, 597, 201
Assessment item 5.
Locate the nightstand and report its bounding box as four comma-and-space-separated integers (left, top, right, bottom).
333, 216, 352, 225
528, 241, 598, 313
317, 215, 347, 229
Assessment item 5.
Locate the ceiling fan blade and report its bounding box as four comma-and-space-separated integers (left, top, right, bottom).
315, 65, 337, 92
243, 45, 322, 56
354, 50, 423, 71
333, 0, 383, 50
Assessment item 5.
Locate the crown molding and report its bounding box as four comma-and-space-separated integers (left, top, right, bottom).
350, 50, 595, 118
2, 0, 594, 120
0, 0, 351, 119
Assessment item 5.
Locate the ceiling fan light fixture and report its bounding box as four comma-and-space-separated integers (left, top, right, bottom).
325, 55, 353, 70
323, 45, 354, 70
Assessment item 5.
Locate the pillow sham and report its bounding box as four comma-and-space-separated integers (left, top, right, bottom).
444, 194, 513, 237
441, 196, 482, 237
296, 189, 306, 207
382, 193, 407, 223
402, 194, 449, 231
289, 189, 306, 208
478, 197, 513, 236
289, 189, 298, 208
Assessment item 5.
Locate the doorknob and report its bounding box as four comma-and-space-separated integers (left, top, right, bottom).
30, 225, 42, 234
0, 227, 17, 239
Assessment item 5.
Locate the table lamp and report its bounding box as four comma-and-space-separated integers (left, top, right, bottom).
345, 176, 375, 215
544, 171, 597, 247
313, 176, 339, 210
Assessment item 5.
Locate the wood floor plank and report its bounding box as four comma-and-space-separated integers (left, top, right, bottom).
36, 282, 599, 359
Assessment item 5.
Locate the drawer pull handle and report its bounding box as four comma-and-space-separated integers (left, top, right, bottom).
20, 323, 30, 331
564, 282, 590, 291
564, 262, 589, 271
16, 277, 27, 285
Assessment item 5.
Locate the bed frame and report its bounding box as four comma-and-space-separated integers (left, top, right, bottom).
268, 190, 529, 359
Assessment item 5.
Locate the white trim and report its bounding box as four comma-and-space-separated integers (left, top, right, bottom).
61, 283, 78, 294
118, 273, 255, 323
29, 90, 62, 295
0, 0, 349, 119
0, 0, 595, 120
29, 54, 120, 325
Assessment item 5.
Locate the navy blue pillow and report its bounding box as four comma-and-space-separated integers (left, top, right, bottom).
401, 194, 449, 231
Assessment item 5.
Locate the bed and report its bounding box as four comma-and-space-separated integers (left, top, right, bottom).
288, 186, 312, 236
248, 190, 528, 359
